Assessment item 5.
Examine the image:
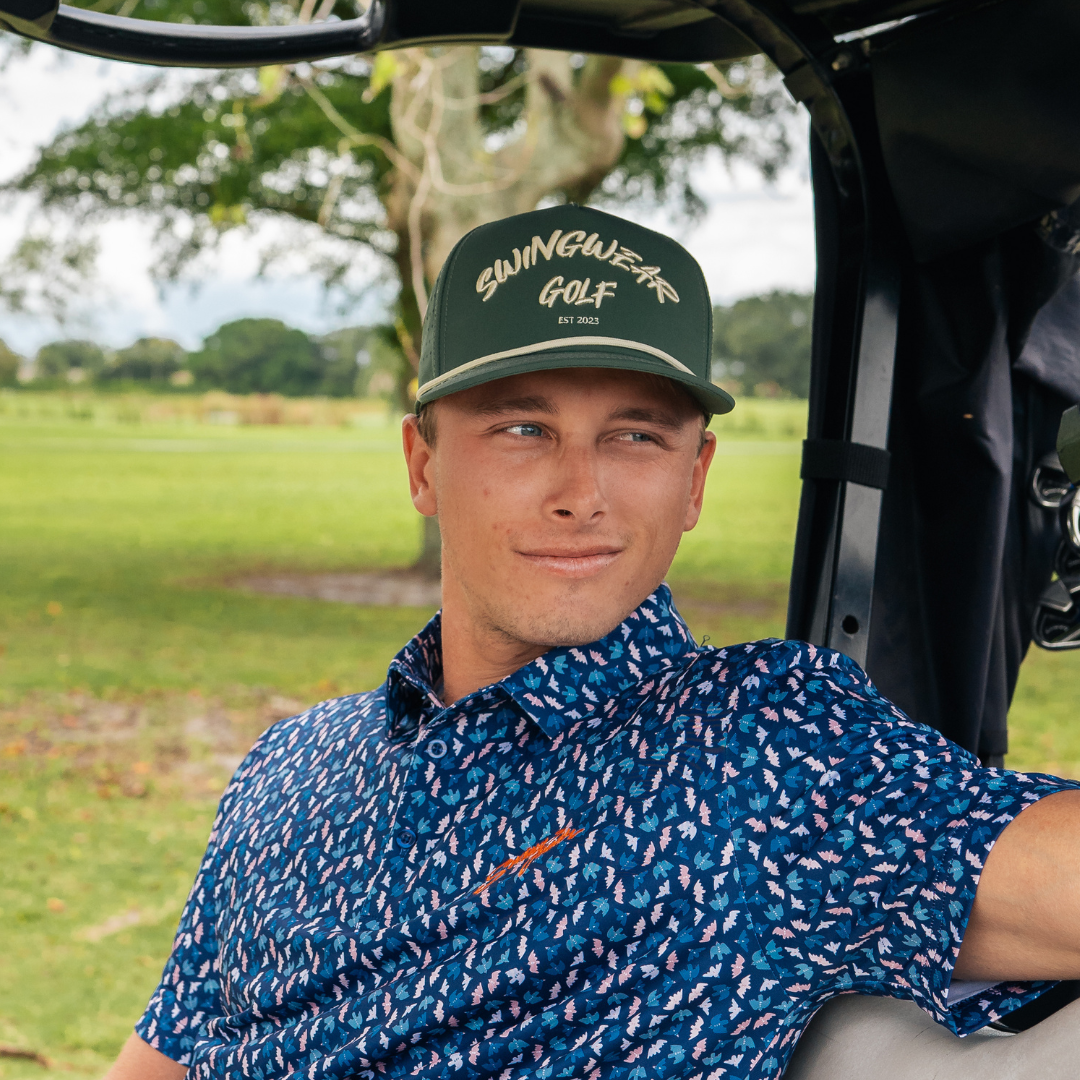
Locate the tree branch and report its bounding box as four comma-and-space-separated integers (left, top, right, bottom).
296, 74, 419, 182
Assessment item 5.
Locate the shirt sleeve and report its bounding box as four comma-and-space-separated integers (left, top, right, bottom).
738, 641, 1080, 1035
134, 825, 224, 1062
133, 747, 254, 1064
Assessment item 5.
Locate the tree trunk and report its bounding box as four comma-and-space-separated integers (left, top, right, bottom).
382, 46, 637, 579
414, 514, 442, 579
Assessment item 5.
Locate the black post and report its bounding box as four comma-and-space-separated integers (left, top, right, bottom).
785, 54, 903, 668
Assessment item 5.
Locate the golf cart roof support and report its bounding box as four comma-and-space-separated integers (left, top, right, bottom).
695, 2, 902, 669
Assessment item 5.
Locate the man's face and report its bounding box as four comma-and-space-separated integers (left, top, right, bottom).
402, 367, 716, 651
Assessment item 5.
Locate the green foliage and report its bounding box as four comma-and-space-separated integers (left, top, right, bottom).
35, 340, 106, 382
100, 337, 186, 386
712, 290, 813, 398
188, 318, 325, 396
6, 29, 791, 286
318, 326, 372, 397
602, 58, 792, 218
0, 233, 100, 323
8, 56, 394, 281
0, 339, 21, 387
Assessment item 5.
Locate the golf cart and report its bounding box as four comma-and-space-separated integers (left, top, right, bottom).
3, 0, 1080, 1073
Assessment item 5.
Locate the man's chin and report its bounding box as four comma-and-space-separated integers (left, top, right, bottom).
489, 588, 649, 652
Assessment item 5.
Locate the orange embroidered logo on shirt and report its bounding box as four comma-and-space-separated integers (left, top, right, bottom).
473, 825, 583, 895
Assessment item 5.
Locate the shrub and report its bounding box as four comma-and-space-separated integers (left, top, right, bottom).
101, 338, 187, 386
188, 319, 324, 397
35, 340, 106, 383
712, 291, 813, 399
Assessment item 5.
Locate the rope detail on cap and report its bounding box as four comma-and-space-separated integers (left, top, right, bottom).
417, 336, 695, 399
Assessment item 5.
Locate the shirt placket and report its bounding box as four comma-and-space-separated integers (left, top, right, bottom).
380, 703, 470, 923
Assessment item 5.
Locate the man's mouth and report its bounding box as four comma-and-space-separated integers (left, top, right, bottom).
516, 547, 624, 577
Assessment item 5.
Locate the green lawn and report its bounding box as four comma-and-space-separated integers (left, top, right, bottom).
0, 390, 1076, 1076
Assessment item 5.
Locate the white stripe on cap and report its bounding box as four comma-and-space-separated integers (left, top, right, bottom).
417, 336, 696, 399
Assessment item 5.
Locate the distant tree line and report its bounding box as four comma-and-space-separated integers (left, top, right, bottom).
712, 290, 812, 399
0, 319, 402, 399
0, 291, 815, 399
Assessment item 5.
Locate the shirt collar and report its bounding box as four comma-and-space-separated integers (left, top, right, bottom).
385, 584, 697, 741
385, 612, 446, 740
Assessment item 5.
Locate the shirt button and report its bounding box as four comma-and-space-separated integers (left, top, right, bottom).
396, 828, 416, 850
427, 739, 448, 759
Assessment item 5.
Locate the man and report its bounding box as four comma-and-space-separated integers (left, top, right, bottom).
107, 206, 1080, 1080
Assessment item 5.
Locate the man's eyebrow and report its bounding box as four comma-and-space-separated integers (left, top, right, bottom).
466, 395, 559, 418
608, 405, 690, 430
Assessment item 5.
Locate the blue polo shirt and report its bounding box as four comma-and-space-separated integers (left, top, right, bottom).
136, 585, 1078, 1079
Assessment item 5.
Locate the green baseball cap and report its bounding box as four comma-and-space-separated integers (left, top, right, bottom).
416, 204, 735, 416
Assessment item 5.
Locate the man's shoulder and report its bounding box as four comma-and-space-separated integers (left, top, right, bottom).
667, 635, 911, 743
235, 685, 389, 777
689, 635, 872, 689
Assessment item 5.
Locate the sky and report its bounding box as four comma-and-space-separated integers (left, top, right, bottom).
0, 43, 816, 355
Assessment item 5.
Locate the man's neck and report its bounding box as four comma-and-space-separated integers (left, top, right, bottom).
437, 595, 549, 705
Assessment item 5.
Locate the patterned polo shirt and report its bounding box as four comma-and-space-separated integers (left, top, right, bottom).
136, 585, 1079, 1080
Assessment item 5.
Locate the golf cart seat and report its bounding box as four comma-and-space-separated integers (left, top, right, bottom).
785, 992, 1080, 1080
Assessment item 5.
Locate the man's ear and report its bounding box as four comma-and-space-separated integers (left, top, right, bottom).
683, 429, 717, 533
402, 414, 438, 517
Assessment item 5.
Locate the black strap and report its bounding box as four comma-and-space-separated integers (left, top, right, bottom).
801, 438, 891, 490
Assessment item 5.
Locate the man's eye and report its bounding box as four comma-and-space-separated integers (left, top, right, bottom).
505, 423, 545, 437
620, 431, 655, 443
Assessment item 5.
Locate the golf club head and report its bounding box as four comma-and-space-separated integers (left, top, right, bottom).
1058, 404, 1080, 484
1030, 451, 1073, 509
1033, 575, 1080, 650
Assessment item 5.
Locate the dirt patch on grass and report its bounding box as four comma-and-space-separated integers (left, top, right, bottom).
0, 579, 789, 804
230, 569, 441, 608
0, 690, 307, 801
225, 570, 786, 622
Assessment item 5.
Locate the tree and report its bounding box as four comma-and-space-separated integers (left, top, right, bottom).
0, 340, 21, 387
712, 290, 813, 398
35, 339, 106, 382
317, 326, 374, 397
6, 10, 793, 570
100, 336, 187, 386
189, 318, 324, 395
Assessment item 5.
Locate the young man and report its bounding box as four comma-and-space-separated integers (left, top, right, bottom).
108, 206, 1080, 1080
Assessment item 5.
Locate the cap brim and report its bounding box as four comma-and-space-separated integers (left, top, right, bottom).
415, 344, 735, 416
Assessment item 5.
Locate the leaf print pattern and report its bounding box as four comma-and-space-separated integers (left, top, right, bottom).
135, 584, 1080, 1079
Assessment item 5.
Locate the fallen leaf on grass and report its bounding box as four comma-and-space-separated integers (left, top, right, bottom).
46, 897, 65, 913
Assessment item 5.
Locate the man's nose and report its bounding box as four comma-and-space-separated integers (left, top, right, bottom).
545, 445, 606, 522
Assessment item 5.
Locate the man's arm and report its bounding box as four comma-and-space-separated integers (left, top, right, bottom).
103, 1033, 187, 1080
956, 789, 1080, 981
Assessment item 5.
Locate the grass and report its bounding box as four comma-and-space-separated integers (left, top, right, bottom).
0, 392, 807, 702
0, 389, 1076, 1076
